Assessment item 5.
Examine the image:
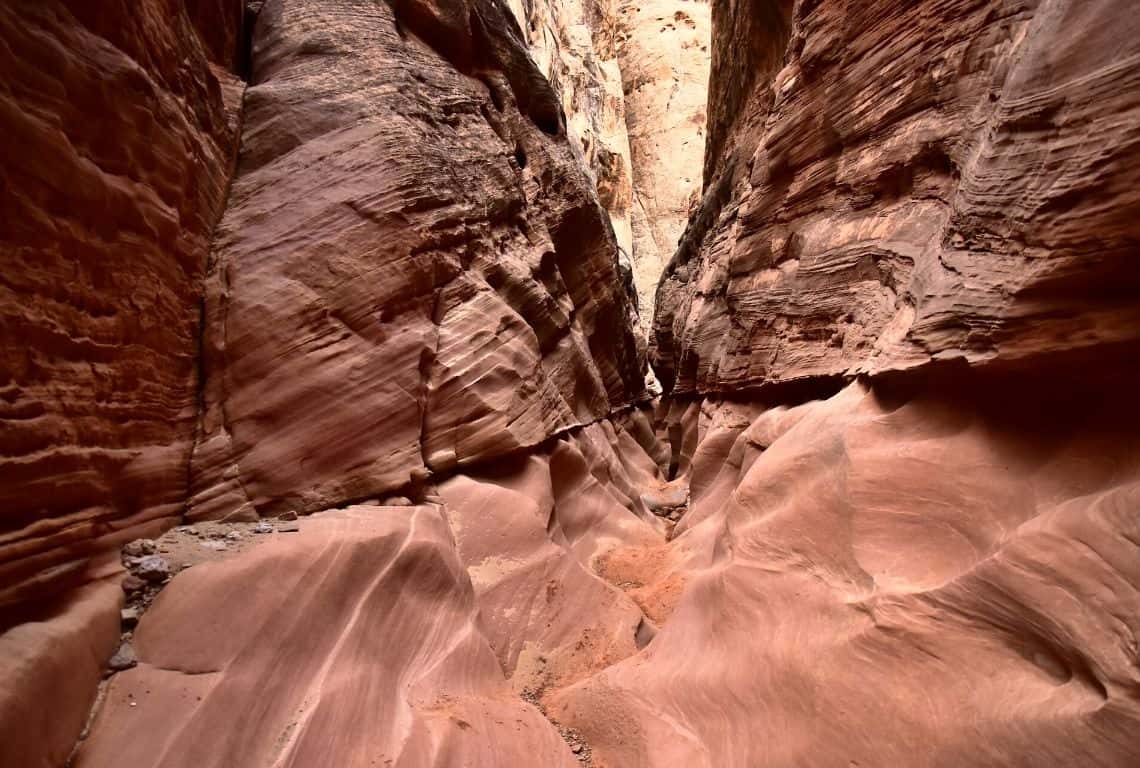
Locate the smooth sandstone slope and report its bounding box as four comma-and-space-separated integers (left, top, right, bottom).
76, 417, 674, 767
189, 0, 648, 521
652, 0, 1140, 394
557, 0, 1140, 765
553, 374, 1140, 767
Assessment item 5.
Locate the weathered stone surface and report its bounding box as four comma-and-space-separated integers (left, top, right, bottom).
189, 0, 646, 521
653, 0, 1140, 395
0, 1, 241, 611
506, 0, 710, 340
616, 0, 710, 333
507, 0, 636, 260
73, 506, 583, 767
553, 374, 1140, 767
0, 582, 121, 768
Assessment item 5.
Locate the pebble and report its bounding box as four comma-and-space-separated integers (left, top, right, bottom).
121, 574, 146, 594
278, 522, 301, 533
109, 641, 137, 671
122, 539, 157, 558
199, 540, 228, 551
278, 510, 298, 521
253, 521, 274, 534
134, 555, 172, 583
120, 607, 141, 628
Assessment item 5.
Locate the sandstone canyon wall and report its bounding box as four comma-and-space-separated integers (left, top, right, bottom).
506, 0, 710, 336
3, 0, 1140, 767
1, 3, 243, 764
653, 0, 1140, 393
585, 0, 1140, 765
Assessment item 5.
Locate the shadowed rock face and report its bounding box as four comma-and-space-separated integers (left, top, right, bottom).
0, 0, 242, 613
189, 0, 647, 521
653, 0, 1140, 395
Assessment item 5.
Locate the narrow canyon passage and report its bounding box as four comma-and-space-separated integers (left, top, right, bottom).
2, 0, 1140, 767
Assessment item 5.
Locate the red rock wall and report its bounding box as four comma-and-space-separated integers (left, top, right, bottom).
652, 0, 1140, 395
189, 0, 647, 521
0, 0, 242, 612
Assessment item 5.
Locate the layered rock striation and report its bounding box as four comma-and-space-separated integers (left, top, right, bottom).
4, 0, 1140, 767
189, 0, 647, 521
653, 0, 1140, 394
0, 0, 243, 614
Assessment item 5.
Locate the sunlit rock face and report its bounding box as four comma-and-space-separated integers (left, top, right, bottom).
652, 0, 1140, 395
506, 0, 710, 337
617, 0, 710, 335
189, 0, 648, 522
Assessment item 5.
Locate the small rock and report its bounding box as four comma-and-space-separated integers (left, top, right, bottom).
571, 743, 583, 754
181, 526, 200, 537
205, 528, 226, 540
253, 521, 274, 534
199, 540, 228, 551
121, 574, 146, 594
122, 538, 157, 557
120, 607, 141, 628
135, 555, 171, 583
278, 522, 301, 533
108, 642, 137, 671
225, 530, 242, 542
383, 496, 414, 507
277, 510, 298, 521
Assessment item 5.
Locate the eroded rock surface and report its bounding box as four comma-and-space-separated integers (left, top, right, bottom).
554, 374, 1140, 767
617, 0, 710, 332
190, 0, 647, 521
653, 0, 1140, 394
506, 0, 710, 337
0, 0, 242, 613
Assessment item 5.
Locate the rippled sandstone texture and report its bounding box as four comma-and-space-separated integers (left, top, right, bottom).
0, 0, 242, 764
653, 0, 1140, 393
554, 372, 1140, 767
5, 0, 1140, 766
609, 0, 1140, 765
189, 0, 647, 521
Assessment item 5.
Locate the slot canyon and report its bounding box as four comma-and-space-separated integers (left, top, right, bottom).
1, 0, 1139, 766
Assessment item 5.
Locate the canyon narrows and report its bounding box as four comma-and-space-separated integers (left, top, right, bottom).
1, 2, 1139, 768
